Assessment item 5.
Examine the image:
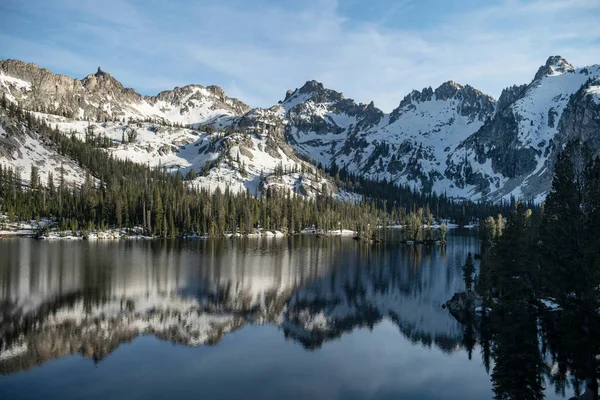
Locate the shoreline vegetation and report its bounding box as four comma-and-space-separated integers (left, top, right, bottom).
0, 218, 472, 241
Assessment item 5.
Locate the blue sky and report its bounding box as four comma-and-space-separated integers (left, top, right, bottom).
1, 0, 599, 111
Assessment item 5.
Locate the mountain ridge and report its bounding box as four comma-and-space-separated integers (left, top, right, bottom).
1, 56, 599, 202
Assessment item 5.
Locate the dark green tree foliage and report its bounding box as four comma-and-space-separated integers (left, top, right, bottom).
492, 204, 538, 301
491, 295, 545, 400
462, 143, 600, 399
461, 308, 476, 361
540, 142, 591, 306
462, 252, 475, 291
490, 204, 545, 400
539, 143, 600, 398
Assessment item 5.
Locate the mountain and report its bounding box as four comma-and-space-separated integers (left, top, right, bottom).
1, 56, 599, 202
447, 56, 600, 201
211, 79, 496, 199
289, 80, 496, 196
0, 60, 250, 124
233, 56, 599, 202
0, 61, 349, 199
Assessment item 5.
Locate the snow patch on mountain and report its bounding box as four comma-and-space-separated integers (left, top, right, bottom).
587, 84, 600, 104
28, 111, 349, 199
0, 111, 87, 187
0, 134, 86, 186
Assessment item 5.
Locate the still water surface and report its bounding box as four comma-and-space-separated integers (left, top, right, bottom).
0, 233, 567, 399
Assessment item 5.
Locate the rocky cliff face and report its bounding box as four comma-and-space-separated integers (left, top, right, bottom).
271, 56, 599, 202
281, 80, 384, 169
0, 60, 250, 124
345, 81, 496, 195
555, 77, 600, 155
0, 60, 143, 120
0, 60, 340, 199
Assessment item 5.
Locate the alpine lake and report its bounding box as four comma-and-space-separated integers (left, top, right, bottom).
0, 231, 576, 399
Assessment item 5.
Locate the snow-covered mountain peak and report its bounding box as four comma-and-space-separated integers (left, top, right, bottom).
142, 83, 251, 125
298, 79, 326, 94
533, 55, 575, 81
283, 80, 345, 110
391, 81, 495, 123
450, 59, 600, 202
434, 80, 463, 98
83, 66, 120, 84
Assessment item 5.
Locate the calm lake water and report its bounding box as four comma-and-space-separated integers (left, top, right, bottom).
0, 232, 569, 399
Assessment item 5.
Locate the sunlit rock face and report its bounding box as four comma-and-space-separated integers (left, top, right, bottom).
0, 236, 477, 373
0, 60, 250, 123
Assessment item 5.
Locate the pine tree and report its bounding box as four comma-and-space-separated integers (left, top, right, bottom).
153, 189, 163, 236
462, 252, 475, 291
540, 142, 588, 306
490, 203, 544, 400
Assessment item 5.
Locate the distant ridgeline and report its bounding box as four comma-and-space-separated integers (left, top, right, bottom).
448, 142, 600, 400
0, 98, 516, 237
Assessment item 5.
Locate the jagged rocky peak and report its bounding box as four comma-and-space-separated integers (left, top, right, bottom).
398, 81, 494, 108
206, 85, 251, 113
282, 79, 384, 127
283, 89, 294, 102
398, 87, 434, 108
363, 100, 383, 118
149, 84, 203, 102
0, 59, 251, 122
443, 82, 496, 119
393, 81, 495, 122
81, 66, 134, 94
533, 55, 575, 81
433, 81, 463, 100
298, 79, 328, 95
0, 59, 78, 92
1, 59, 47, 80
433, 81, 495, 105
284, 79, 344, 105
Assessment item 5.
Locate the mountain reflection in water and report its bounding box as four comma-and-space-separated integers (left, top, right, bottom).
1, 233, 575, 400
0, 235, 473, 374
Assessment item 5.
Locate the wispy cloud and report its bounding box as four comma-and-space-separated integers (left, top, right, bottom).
1, 0, 599, 111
